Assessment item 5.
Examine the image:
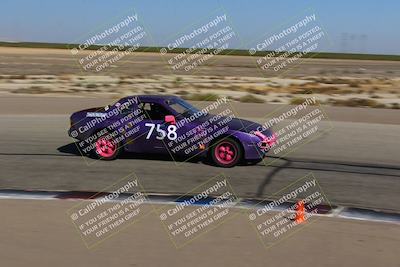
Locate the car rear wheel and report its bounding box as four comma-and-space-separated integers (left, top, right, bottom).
93, 132, 121, 160
211, 138, 242, 168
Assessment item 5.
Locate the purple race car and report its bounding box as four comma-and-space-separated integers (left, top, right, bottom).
68, 95, 276, 167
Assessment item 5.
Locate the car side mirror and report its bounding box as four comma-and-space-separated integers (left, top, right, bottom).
165, 115, 176, 125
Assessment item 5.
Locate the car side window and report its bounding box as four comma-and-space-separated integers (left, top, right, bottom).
119, 103, 132, 115
139, 102, 170, 120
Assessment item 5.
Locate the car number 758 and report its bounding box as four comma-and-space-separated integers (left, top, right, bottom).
145, 123, 177, 140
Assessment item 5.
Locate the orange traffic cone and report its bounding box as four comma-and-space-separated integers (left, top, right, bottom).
295, 200, 305, 224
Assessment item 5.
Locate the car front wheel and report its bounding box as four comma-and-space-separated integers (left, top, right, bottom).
211, 138, 242, 167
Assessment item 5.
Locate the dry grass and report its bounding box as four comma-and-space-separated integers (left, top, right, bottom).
237, 94, 265, 103
182, 93, 221, 101
327, 98, 386, 108
245, 87, 268, 95
175, 90, 189, 95
289, 97, 319, 105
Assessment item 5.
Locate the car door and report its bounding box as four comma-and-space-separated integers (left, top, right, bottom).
128, 102, 173, 153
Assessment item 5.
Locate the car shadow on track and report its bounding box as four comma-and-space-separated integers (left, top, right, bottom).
57, 142, 258, 167
57, 143, 81, 155
57, 142, 204, 164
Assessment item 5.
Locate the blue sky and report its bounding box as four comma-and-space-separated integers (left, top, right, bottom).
0, 0, 399, 55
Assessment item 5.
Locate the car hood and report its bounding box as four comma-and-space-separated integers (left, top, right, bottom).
183, 113, 272, 136
227, 117, 276, 145
207, 115, 268, 134
225, 117, 259, 133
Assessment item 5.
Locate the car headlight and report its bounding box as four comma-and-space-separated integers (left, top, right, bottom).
251, 131, 277, 150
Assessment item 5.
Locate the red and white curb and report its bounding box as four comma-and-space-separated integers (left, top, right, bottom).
0, 189, 399, 224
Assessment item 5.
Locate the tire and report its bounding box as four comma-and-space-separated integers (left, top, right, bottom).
92, 130, 121, 160
211, 137, 242, 168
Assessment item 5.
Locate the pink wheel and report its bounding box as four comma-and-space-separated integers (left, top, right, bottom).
94, 134, 120, 160
211, 138, 242, 167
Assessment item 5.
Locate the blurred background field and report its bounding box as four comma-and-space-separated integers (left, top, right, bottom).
0, 45, 399, 109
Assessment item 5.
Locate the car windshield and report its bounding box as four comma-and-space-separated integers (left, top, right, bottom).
167, 98, 201, 118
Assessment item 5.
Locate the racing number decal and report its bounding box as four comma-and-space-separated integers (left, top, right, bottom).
145, 123, 177, 140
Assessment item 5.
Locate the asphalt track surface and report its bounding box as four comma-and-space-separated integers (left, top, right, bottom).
0, 96, 399, 212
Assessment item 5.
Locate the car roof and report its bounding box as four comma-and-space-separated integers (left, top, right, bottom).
120, 95, 179, 103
